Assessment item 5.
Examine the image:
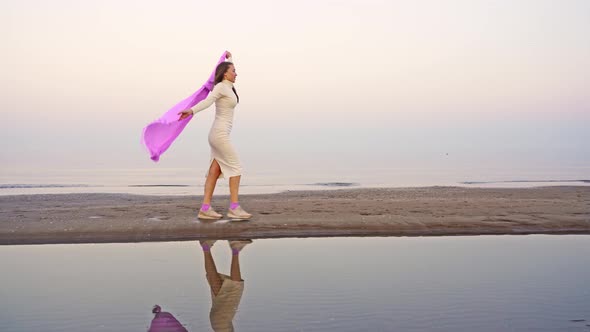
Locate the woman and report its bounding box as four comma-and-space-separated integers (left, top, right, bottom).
178, 51, 252, 220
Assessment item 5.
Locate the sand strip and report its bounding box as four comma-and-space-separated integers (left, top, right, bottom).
1, 186, 589, 245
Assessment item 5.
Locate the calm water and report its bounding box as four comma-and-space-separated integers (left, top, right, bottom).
2, 235, 590, 331
1, 166, 589, 196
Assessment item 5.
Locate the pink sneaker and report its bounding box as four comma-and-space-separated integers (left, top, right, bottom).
229, 239, 253, 253
227, 206, 252, 220
199, 240, 217, 250
198, 208, 222, 220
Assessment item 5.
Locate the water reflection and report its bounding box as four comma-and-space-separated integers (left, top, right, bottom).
4, 236, 590, 331
203, 239, 253, 331
148, 239, 253, 332
148, 305, 188, 332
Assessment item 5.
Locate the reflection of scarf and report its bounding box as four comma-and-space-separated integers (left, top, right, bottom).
148, 305, 188, 332
141, 51, 228, 162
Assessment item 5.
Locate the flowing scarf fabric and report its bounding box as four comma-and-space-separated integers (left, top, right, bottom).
141, 51, 228, 162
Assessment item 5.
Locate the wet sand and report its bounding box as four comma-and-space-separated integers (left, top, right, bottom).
1, 186, 589, 245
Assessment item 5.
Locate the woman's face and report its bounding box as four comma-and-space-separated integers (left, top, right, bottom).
224, 64, 237, 83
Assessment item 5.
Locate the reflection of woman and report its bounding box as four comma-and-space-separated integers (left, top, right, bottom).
178, 51, 252, 221
199, 239, 252, 331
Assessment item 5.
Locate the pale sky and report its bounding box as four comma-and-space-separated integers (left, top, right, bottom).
1, 0, 589, 171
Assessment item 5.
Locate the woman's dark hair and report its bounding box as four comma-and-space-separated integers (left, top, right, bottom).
214, 62, 239, 103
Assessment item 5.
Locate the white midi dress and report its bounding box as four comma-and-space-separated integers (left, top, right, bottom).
191, 76, 241, 179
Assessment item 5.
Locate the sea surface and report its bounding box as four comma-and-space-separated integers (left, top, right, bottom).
1, 166, 589, 196
2, 235, 590, 331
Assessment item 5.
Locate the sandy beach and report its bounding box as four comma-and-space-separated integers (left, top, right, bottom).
1, 186, 589, 245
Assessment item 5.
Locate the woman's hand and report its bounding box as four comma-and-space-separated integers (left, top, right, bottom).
226, 51, 232, 59
177, 109, 193, 121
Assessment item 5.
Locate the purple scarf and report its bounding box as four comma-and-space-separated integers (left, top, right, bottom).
141, 51, 228, 162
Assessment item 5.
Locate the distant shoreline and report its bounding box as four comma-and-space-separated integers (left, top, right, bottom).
1, 186, 589, 245
1, 180, 589, 197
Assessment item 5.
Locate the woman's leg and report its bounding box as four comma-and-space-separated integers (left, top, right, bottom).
203, 160, 222, 205
228, 175, 252, 219
229, 175, 241, 204
229, 240, 252, 281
